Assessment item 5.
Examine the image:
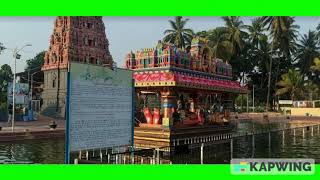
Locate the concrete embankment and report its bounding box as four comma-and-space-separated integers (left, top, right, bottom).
0, 116, 65, 142
0, 129, 65, 142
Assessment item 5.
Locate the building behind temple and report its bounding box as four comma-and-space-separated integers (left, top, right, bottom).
41, 16, 113, 118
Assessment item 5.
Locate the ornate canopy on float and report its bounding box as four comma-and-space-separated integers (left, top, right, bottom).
133, 68, 247, 94
125, 36, 248, 94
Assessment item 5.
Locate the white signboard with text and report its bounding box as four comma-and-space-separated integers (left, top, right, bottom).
67, 62, 133, 152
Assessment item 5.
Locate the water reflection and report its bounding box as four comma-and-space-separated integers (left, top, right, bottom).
228, 121, 320, 163
0, 139, 65, 164
171, 121, 320, 164
0, 121, 320, 164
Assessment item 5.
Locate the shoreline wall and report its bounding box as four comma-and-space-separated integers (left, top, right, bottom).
291, 108, 320, 116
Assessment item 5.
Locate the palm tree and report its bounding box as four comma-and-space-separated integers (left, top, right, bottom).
221, 16, 248, 57
246, 18, 269, 77
260, 17, 297, 47
295, 31, 320, 77
316, 23, 320, 41
163, 16, 194, 49
206, 27, 232, 60
276, 69, 304, 101
246, 18, 266, 49
279, 20, 299, 57
260, 16, 299, 110
220, 17, 248, 111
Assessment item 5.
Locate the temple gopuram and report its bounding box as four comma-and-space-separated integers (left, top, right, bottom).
41, 16, 113, 118
125, 37, 247, 149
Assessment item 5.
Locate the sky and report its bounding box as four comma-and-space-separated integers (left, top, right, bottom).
0, 16, 320, 73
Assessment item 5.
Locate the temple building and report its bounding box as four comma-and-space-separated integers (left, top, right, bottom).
41, 16, 113, 118
125, 37, 247, 148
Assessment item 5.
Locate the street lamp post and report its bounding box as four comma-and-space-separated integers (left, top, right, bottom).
12, 44, 32, 132
252, 85, 255, 112
247, 92, 249, 113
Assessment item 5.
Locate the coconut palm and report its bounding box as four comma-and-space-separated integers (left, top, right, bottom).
276, 69, 304, 101
260, 16, 299, 64
221, 16, 248, 57
280, 19, 299, 57
316, 23, 320, 41
221, 16, 249, 86
260, 17, 298, 50
295, 31, 320, 76
260, 16, 299, 110
206, 27, 232, 60
246, 18, 266, 49
163, 16, 194, 49
246, 18, 269, 74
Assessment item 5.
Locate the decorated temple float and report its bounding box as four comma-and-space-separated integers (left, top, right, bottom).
125, 37, 247, 149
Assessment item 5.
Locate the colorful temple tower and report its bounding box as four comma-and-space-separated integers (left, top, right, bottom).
125, 37, 246, 148
41, 16, 113, 118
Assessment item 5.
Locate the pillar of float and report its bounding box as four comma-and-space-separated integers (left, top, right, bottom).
191, 60, 197, 70
161, 91, 176, 127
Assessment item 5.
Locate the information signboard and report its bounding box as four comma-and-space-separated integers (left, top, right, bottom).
66, 62, 133, 157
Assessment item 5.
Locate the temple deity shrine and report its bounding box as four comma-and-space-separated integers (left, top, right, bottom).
41, 16, 113, 118
125, 37, 247, 148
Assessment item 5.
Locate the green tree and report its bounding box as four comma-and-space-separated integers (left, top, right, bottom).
246, 19, 270, 104
246, 18, 266, 49
260, 16, 299, 110
0, 64, 13, 111
163, 16, 194, 49
316, 23, 320, 42
221, 16, 248, 57
311, 57, 320, 71
304, 81, 319, 100
195, 31, 208, 38
220, 16, 249, 83
0, 64, 13, 89
276, 69, 304, 101
25, 51, 46, 71
206, 27, 232, 60
295, 31, 320, 77
311, 58, 320, 85
260, 16, 298, 55
248, 34, 271, 106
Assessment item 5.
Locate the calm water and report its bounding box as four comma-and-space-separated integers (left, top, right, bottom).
233, 122, 320, 162
0, 138, 65, 164
234, 122, 320, 161
172, 121, 320, 164
0, 121, 320, 164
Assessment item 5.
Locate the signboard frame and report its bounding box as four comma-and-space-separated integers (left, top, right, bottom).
65, 62, 134, 164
